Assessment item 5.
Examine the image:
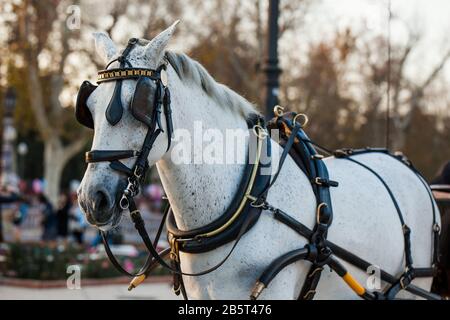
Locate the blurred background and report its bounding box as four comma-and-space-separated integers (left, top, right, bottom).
0, 0, 449, 299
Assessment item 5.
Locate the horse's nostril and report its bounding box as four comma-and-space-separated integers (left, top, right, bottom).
93, 190, 109, 212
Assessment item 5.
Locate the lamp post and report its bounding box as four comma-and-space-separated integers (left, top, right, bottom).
0, 88, 17, 242
1, 88, 18, 186
264, 0, 282, 119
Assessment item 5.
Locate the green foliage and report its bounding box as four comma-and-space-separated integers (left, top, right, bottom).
2, 242, 169, 280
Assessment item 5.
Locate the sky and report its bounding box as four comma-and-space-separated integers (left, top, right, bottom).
299, 0, 450, 81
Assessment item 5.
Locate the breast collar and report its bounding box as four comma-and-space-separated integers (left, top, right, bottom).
166, 114, 272, 253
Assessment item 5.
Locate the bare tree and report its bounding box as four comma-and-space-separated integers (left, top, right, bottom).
1, 0, 131, 204
358, 26, 450, 151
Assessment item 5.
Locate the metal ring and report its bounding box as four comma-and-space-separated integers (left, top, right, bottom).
293, 113, 309, 127
433, 223, 440, 232
119, 195, 129, 210
252, 125, 268, 140
250, 200, 266, 208
273, 105, 285, 117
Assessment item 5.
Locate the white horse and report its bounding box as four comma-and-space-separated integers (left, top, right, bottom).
78, 22, 439, 299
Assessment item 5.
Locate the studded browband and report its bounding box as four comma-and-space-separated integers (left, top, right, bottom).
97, 68, 158, 83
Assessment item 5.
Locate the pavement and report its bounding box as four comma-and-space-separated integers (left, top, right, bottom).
0, 282, 181, 300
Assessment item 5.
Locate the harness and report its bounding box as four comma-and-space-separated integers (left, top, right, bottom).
75, 38, 441, 300
249, 109, 441, 300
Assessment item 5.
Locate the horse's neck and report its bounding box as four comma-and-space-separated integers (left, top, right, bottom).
156, 73, 250, 230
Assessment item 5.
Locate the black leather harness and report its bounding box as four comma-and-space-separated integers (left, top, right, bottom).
247, 110, 441, 300
76, 38, 441, 300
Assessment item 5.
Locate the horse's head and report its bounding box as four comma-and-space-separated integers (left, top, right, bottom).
77, 22, 178, 230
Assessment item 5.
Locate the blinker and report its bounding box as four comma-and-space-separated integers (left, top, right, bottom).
105, 80, 124, 126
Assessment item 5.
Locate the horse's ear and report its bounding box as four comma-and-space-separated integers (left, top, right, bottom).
143, 20, 180, 66
93, 32, 118, 64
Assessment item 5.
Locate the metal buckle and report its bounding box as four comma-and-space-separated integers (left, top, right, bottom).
315, 177, 323, 186
308, 267, 324, 278
169, 236, 180, 262
303, 290, 316, 299
316, 203, 328, 225
400, 276, 408, 289
134, 166, 143, 179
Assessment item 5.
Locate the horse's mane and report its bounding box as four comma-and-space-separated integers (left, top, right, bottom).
133, 38, 256, 117
164, 51, 257, 118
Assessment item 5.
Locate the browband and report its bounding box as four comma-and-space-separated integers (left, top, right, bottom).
97, 68, 159, 83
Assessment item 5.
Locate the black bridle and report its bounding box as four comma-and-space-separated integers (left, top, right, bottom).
78, 38, 178, 281
82, 38, 173, 210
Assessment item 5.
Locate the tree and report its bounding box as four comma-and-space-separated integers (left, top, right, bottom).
1, 0, 185, 203
183, 0, 311, 108
279, 23, 450, 179
1, 0, 91, 204
282, 28, 360, 149
357, 26, 450, 151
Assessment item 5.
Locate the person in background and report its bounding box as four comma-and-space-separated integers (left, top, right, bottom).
12, 200, 29, 242
39, 193, 57, 241
69, 195, 87, 245
146, 178, 164, 213
56, 192, 71, 242
0, 188, 21, 242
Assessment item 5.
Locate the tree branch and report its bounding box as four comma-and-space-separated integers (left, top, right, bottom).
27, 59, 54, 140
61, 133, 90, 164
105, 0, 128, 35
419, 49, 450, 91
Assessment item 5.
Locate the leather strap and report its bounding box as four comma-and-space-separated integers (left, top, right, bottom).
128, 195, 262, 277
86, 150, 138, 163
